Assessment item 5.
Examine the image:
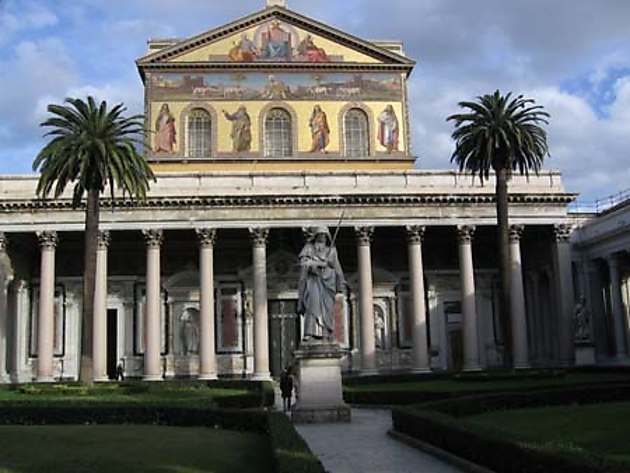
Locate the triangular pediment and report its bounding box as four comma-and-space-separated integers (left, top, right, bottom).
137, 6, 414, 69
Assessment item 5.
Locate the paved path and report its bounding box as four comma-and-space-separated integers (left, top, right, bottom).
293, 408, 466, 473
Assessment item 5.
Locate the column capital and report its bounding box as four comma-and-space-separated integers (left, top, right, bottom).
553, 224, 572, 243
0, 232, 7, 252
355, 226, 374, 246
97, 230, 111, 249
196, 228, 217, 248
249, 227, 269, 247
457, 225, 475, 243
142, 229, 163, 248
406, 225, 425, 245
37, 231, 58, 249
606, 252, 621, 268
509, 225, 525, 243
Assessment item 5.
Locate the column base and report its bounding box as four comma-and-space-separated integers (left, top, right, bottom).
10, 371, 32, 384
93, 376, 110, 383
142, 374, 163, 382
198, 373, 218, 381
410, 367, 432, 374
36, 375, 56, 383
253, 372, 271, 381
513, 362, 531, 370
359, 368, 379, 376
463, 364, 482, 372
575, 343, 596, 366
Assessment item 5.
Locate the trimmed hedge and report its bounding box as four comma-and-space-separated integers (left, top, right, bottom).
8, 380, 275, 409
0, 403, 268, 432
392, 384, 630, 473
418, 383, 630, 417
267, 412, 327, 473
343, 373, 628, 406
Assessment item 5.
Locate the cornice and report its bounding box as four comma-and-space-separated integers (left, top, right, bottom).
140, 61, 413, 74
0, 193, 576, 212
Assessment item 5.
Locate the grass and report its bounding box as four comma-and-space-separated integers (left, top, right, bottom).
466, 401, 630, 463
343, 372, 629, 393
0, 382, 248, 405
0, 425, 274, 473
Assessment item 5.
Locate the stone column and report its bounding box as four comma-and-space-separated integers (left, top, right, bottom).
355, 226, 376, 373
526, 272, 541, 362
586, 259, 606, 355
606, 253, 627, 358
406, 226, 430, 372
93, 231, 110, 382
0, 233, 9, 382
509, 225, 529, 369
553, 224, 575, 366
457, 225, 480, 371
36, 231, 58, 382
197, 228, 218, 380
10, 280, 29, 383
249, 228, 270, 380
142, 229, 163, 381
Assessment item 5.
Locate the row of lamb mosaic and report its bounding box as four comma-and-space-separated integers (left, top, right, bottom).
154, 103, 400, 156
149, 72, 402, 102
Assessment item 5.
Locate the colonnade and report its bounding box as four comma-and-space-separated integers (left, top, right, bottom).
0, 223, 579, 381
578, 251, 629, 359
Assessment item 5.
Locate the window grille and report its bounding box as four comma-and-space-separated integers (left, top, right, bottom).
187, 109, 211, 158
344, 108, 369, 157
264, 108, 292, 157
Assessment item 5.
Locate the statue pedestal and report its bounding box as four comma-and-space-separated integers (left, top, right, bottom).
574, 341, 596, 366
291, 341, 351, 424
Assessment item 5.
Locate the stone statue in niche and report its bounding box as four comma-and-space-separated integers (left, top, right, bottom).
298, 227, 346, 342
180, 308, 200, 355
573, 296, 592, 342
374, 305, 386, 349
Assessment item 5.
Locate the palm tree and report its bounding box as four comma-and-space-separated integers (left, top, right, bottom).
447, 90, 549, 366
33, 96, 155, 384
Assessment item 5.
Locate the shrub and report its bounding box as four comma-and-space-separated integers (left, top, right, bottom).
267, 412, 327, 473
0, 403, 268, 433
391, 384, 630, 473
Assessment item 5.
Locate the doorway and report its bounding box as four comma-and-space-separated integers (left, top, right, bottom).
268, 299, 299, 378
106, 309, 118, 379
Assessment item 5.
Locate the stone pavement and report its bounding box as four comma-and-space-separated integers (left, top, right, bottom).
293, 408, 467, 473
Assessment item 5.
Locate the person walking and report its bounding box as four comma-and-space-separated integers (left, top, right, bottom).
280, 368, 294, 412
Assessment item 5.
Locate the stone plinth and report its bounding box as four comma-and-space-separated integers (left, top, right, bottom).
574, 342, 596, 366
291, 341, 351, 423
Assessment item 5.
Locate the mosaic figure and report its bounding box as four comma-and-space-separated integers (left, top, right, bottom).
154, 103, 176, 153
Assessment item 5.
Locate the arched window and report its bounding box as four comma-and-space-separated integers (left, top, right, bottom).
343, 108, 369, 157
187, 109, 211, 158
264, 108, 292, 157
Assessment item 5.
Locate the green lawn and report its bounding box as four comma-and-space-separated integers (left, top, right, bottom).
0, 383, 247, 405
0, 425, 274, 473
466, 401, 630, 463
344, 372, 629, 393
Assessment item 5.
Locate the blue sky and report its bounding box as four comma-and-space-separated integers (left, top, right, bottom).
1, 0, 630, 202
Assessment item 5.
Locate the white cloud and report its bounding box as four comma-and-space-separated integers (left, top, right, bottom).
0, 1, 57, 45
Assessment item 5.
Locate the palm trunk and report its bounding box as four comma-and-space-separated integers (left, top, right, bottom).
496, 167, 513, 368
79, 188, 99, 384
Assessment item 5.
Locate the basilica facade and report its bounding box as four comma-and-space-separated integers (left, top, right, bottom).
0, 2, 579, 383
